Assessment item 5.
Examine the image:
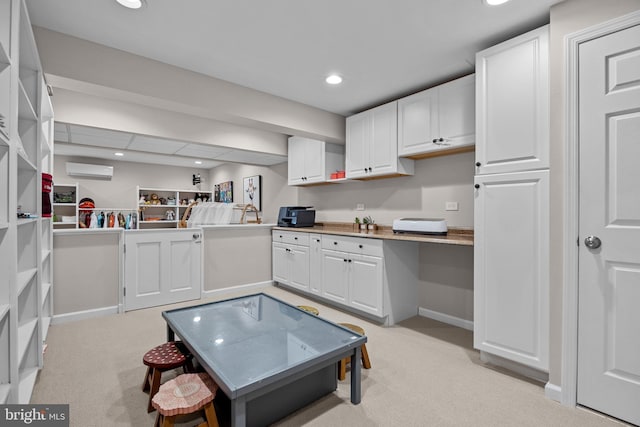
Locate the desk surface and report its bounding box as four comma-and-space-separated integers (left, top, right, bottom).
162, 293, 366, 399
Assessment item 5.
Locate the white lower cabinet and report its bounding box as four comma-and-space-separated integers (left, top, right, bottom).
473, 169, 549, 371
273, 231, 418, 325
272, 231, 310, 292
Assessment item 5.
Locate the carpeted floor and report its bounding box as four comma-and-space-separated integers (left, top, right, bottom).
31, 286, 626, 427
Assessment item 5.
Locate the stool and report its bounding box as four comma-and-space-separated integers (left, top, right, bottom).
142, 341, 194, 413
152, 373, 219, 427
297, 305, 319, 315
338, 323, 372, 381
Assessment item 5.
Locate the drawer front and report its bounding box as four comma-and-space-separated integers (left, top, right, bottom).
321, 235, 383, 256
272, 230, 310, 246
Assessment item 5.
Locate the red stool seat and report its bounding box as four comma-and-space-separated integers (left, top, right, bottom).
142, 342, 194, 413
152, 373, 219, 427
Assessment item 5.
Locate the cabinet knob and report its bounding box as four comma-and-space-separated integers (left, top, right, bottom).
294, 237, 298, 240
368, 167, 372, 172
343, 259, 348, 262
432, 139, 437, 143
439, 137, 444, 142
334, 241, 338, 245
363, 168, 367, 173
475, 162, 481, 167
348, 259, 352, 263
359, 244, 363, 248
474, 184, 480, 189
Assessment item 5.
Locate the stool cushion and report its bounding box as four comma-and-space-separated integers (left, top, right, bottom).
297, 305, 319, 315
152, 373, 218, 417
143, 342, 190, 370
339, 323, 365, 336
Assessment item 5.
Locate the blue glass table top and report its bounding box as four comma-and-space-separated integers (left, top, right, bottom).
162, 293, 366, 398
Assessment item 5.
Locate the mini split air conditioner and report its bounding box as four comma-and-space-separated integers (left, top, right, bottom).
66, 162, 114, 180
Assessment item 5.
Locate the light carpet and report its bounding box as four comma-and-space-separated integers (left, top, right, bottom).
31, 286, 627, 427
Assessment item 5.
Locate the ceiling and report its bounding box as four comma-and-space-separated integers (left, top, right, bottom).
54, 122, 288, 168
26, 0, 563, 168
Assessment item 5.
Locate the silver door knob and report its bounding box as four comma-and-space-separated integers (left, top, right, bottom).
584, 236, 601, 249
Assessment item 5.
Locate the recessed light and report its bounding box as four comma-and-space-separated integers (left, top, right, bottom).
114, 152, 124, 156
195, 160, 202, 165
326, 74, 343, 85
116, 0, 144, 9
484, 0, 510, 5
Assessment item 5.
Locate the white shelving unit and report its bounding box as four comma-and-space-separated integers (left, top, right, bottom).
0, 0, 54, 404
52, 182, 77, 228
137, 187, 212, 229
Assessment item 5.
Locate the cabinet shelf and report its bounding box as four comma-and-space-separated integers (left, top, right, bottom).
17, 318, 38, 365
41, 249, 50, 263
17, 217, 37, 226
17, 150, 36, 171
16, 268, 37, 297
18, 367, 38, 404
0, 304, 8, 322
41, 316, 51, 341
41, 282, 51, 307
17, 81, 37, 122
0, 384, 9, 405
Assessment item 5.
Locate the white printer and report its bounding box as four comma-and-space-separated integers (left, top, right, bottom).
392, 218, 448, 235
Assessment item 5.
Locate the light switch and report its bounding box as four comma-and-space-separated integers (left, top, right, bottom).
446, 202, 459, 211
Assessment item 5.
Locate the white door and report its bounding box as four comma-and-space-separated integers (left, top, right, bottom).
287, 137, 306, 185
124, 230, 201, 311
321, 249, 349, 304
473, 169, 549, 371
577, 23, 640, 426
349, 254, 383, 316
397, 87, 438, 156
309, 235, 322, 294
288, 245, 310, 291
272, 242, 289, 284
345, 112, 369, 178
370, 101, 398, 175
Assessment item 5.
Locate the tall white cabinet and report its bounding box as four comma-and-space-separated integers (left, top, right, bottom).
473, 26, 550, 373
0, 0, 54, 403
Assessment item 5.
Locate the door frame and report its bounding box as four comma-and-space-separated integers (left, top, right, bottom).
562, 9, 640, 407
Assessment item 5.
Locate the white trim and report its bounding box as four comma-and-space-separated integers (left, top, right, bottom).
480, 351, 549, 383
562, 10, 640, 408
545, 382, 562, 403
417, 307, 474, 331
51, 306, 119, 325
202, 281, 274, 297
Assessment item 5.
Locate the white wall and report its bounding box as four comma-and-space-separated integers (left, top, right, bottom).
54, 155, 215, 209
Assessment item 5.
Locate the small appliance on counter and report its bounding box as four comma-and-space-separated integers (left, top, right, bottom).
392, 218, 448, 235
277, 206, 316, 227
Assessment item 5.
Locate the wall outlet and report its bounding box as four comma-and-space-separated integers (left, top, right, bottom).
445, 202, 459, 211
356, 203, 365, 211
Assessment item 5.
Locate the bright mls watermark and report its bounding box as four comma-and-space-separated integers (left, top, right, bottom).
1, 405, 69, 426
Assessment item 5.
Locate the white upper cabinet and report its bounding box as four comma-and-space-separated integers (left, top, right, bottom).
288, 136, 344, 186
475, 26, 549, 175
398, 74, 475, 158
346, 101, 414, 179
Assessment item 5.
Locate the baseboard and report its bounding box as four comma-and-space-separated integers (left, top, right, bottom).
480, 351, 549, 383
545, 382, 562, 403
202, 281, 274, 297
52, 306, 119, 325
418, 307, 474, 331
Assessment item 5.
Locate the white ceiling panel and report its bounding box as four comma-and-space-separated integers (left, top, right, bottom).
174, 144, 233, 158
128, 135, 189, 154
67, 124, 133, 149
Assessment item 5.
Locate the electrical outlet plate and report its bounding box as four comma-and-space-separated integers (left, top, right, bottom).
356, 203, 365, 211
445, 202, 459, 211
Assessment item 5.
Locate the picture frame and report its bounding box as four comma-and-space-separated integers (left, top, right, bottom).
215, 181, 233, 203
243, 175, 261, 211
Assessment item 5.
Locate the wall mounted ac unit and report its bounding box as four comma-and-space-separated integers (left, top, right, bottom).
66, 162, 114, 180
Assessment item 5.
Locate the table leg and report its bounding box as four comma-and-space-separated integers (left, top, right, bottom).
350, 346, 362, 404
231, 395, 247, 427
166, 325, 175, 342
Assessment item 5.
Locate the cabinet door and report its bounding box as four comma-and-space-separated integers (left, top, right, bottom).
303, 138, 326, 183
309, 235, 322, 294
349, 254, 383, 316
288, 136, 307, 185
438, 74, 475, 147
370, 101, 398, 175
289, 245, 310, 291
321, 249, 349, 304
473, 169, 549, 371
398, 87, 438, 156
475, 26, 549, 175
345, 111, 369, 178
272, 242, 290, 284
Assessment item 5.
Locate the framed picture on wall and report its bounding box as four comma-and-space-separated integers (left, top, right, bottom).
243, 175, 261, 211
215, 181, 233, 203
